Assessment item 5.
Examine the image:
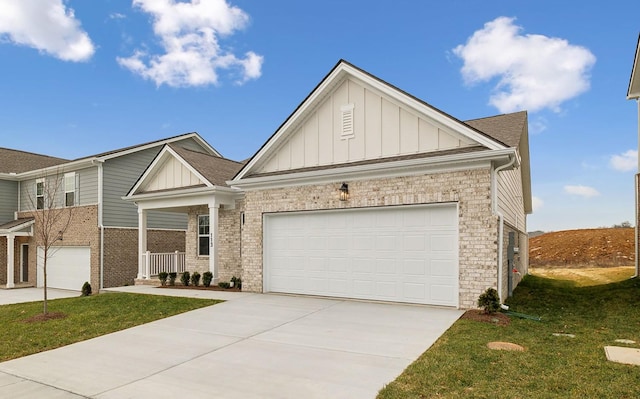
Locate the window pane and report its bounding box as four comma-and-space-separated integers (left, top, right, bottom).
36, 182, 43, 196
37, 196, 44, 210
198, 215, 209, 235
198, 236, 210, 256
65, 192, 75, 207
65, 173, 75, 192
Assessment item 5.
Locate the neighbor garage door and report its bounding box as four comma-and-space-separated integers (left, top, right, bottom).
264, 204, 459, 307
37, 246, 91, 291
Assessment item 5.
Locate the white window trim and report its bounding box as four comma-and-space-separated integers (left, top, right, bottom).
197, 215, 210, 257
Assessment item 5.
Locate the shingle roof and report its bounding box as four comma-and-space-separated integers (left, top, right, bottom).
169, 145, 244, 187
0, 217, 34, 231
0, 148, 68, 174
464, 111, 527, 148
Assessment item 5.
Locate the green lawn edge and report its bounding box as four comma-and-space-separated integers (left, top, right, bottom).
378, 275, 640, 399
0, 292, 220, 362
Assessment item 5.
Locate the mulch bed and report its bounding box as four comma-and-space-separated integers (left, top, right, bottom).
23, 312, 67, 323
157, 285, 242, 292
461, 309, 510, 326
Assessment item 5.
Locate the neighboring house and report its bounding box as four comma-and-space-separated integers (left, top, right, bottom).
627, 33, 640, 278
127, 60, 532, 309
0, 133, 219, 291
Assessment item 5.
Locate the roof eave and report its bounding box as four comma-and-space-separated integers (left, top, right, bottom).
627, 34, 640, 99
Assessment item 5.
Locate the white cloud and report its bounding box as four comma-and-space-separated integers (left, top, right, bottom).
610, 149, 637, 172
109, 13, 126, 20
117, 0, 263, 88
564, 185, 600, 198
0, 0, 94, 61
532, 196, 544, 211
452, 17, 595, 113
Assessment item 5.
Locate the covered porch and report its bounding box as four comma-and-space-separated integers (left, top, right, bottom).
0, 218, 34, 289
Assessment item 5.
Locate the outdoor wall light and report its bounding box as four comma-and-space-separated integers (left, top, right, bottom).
339, 183, 349, 201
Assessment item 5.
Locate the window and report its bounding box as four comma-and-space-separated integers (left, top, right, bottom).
64, 172, 78, 207
36, 179, 44, 210
198, 215, 210, 256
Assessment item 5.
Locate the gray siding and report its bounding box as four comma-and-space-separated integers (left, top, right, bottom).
497, 162, 526, 232
0, 179, 18, 224
18, 167, 98, 211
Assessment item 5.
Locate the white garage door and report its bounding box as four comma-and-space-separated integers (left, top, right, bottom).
37, 247, 91, 291
264, 204, 459, 307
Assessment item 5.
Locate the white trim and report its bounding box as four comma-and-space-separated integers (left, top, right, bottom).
20, 243, 28, 283
234, 61, 507, 181
231, 149, 516, 190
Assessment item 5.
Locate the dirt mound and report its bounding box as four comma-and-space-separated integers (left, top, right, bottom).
529, 228, 635, 267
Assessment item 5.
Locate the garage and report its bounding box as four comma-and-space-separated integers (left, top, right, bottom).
263, 204, 459, 307
37, 246, 91, 291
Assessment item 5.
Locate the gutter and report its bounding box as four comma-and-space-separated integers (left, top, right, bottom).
492, 151, 518, 303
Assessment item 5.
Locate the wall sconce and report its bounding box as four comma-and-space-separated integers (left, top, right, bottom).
58, 231, 63, 241
339, 183, 349, 201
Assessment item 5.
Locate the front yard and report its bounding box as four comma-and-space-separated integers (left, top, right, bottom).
0, 292, 218, 362
378, 274, 640, 398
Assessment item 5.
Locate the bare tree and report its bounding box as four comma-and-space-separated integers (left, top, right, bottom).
28, 170, 73, 314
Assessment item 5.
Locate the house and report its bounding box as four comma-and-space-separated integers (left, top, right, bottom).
0, 133, 221, 291
626, 33, 640, 278
127, 60, 532, 309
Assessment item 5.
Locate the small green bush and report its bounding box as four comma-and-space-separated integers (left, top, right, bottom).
478, 287, 501, 314
158, 272, 169, 286
218, 281, 230, 289
180, 271, 191, 286
191, 271, 201, 287
168, 272, 177, 286
81, 282, 92, 296
202, 271, 213, 287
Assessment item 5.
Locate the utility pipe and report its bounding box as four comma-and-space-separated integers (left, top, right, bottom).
492, 154, 517, 303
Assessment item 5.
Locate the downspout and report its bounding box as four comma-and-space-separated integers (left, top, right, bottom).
492, 153, 517, 303
636, 99, 639, 278
94, 159, 105, 290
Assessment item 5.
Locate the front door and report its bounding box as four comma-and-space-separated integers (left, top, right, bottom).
21, 244, 28, 282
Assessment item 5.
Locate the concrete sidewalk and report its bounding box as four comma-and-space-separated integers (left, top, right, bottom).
0, 287, 79, 305
0, 288, 463, 399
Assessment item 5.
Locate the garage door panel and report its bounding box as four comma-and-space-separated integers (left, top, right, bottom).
264, 204, 458, 306
37, 247, 90, 291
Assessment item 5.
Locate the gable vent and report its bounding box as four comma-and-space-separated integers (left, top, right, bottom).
340, 104, 355, 139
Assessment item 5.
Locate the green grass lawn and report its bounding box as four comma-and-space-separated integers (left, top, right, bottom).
0, 292, 219, 362
378, 275, 640, 399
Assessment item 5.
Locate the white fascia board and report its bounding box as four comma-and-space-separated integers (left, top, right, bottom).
96, 133, 219, 161
128, 146, 214, 196
125, 186, 242, 210
627, 36, 640, 99
0, 219, 35, 234
230, 148, 516, 190
10, 159, 99, 180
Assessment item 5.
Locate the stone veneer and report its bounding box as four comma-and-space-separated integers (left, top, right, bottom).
241, 168, 499, 309
185, 202, 242, 282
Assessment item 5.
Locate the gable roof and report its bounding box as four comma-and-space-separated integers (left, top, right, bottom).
628, 33, 640, 99
0, 217, 34, 233
232, 60, 514, 181
0, 148, 68, 174
464, 111, 527, 148
169, 145, 244, 188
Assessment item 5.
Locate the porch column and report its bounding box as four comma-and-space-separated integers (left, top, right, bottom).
138, 209, 148, 279
6, 234, 15, 288
209, 203, 219, 283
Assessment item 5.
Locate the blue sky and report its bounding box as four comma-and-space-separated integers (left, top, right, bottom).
0, 0, 638, 233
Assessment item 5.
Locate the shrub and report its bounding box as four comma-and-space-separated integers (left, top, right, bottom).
218, 281, 230, 289
81, 282, 92, 296
478, 288, 501, 314
191, 271, 201, 287
236, 278, 242, 290
202, 271, 213, 287
158, 272, 169, 286
180, 271, 191, 286
168, 272, 177, 286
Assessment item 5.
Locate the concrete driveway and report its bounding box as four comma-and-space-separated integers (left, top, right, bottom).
0, 287, 79, 305
0, 288, 462, 399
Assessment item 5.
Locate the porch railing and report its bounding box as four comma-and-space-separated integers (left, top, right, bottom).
140, 251, 186, 279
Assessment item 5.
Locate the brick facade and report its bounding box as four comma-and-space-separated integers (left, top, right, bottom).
185, 203, 242, 282
241, 168, 499, 309
103, 228, 186, 288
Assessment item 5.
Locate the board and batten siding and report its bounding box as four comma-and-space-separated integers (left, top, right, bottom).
18, 167, 98, 211
257, 78, 476, 174
497, 164, 526, 232
0, 180, 18, 224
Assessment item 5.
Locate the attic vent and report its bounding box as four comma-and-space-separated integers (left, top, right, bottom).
340, 104, 355, 139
